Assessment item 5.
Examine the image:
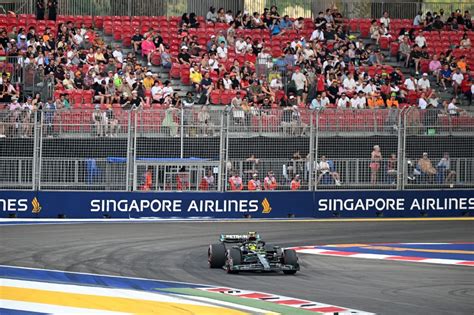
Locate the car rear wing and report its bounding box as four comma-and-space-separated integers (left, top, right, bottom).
220, 234, 261, 243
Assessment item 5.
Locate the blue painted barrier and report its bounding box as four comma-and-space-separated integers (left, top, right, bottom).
0, 190, 472, 219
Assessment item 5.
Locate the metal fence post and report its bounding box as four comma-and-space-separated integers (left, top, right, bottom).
126, 110, 135, 191
308, 110, 315, 191
396, 108, 405, 191
217, 111, 228, 192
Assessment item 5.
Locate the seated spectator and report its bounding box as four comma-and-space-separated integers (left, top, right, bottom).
439, 64, 452, 90
293, 17, 304, 32
216, 41, 228, 60
206, 7, 217, 24
417, 152, 437, 179
337, 93, 351, 108
161, 46, 172, 69
317, 155, 341, 185
141, 35, 157, 66
437, 152, 456, 185
352, 91, 368, 109
280, 15, 293, 29
178, 46, 191, 65
417, 73, 430, 91
270, 18, 285, 36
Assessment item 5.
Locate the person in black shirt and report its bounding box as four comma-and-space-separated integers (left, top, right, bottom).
178, 46, 191, 65
47, 0, 57, 21
189, 13, 200, 28
0, 30, 8, 50
131, 29, 144, 54
433, 16, 444, 30
36, 0, 45, 20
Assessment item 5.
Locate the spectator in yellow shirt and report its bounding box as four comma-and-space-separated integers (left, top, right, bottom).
190, 65, 203, 92
143, 71, 155, 90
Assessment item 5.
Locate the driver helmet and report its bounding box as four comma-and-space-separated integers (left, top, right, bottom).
248, 243, 257, 251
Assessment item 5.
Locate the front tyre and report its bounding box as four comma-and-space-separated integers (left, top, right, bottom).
282, 249, 298, 275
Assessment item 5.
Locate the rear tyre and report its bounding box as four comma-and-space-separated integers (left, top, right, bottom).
208, 243, 226, 268
226, 248, 242, 274
282, 249, 298, 275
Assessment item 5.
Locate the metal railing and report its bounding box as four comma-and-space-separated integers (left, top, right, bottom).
0, 107, 472, 191
14, 1, 474, 19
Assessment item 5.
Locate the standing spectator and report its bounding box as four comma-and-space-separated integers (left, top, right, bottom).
370, 145, 382, 184
47, 0, 57, 21
43, 98, 56, 137
452, 68, 464, 96
247, 173, 261, 191
92, 104, 106, 137
413, 11, 423, 26
206, 7, 217, 24
290, 174, 301, 190
36, 0, 45, 20
140, 167, 153, 191
229, 172, 243, 191
291, 67, 307, 105
380, 11, 391, 30
264, 170, 278, 190
387, 153, 397, 184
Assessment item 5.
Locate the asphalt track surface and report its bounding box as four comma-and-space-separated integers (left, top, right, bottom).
1, 220, 473, 315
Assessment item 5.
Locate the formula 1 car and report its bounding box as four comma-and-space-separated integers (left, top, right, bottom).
208, 232, 299, 274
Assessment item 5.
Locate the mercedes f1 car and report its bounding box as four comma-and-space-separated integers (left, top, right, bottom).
208, 232, 300, 274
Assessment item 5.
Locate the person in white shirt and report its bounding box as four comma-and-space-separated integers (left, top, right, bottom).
235, 37, 247, 55
151, 80, 163, 102
351, 91, 367, 109
310, 28, 324, 41
418, 93, 428, 109
417, 73, 431, 90
216, 41, 228, 60
404, 76, 416, 91
337, 93, 351, 108
225, 11, 234, 24
291, 68, 307, 104
415, 33, 426, 48
209, 54, 219, 71
270, 77, 283, 90
446, 98, 464, 115
451, 68, 464, 96
222, 73, 232, 90
320, 92, 330, 108
380, 11, 391, 29
342, 73, 357, 93
112, 46, 124, 64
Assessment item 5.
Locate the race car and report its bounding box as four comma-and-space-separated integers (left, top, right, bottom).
208, 232, 300, 274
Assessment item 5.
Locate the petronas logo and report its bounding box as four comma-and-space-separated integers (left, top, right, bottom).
32, 197, 42, 214
261, 198, 272, 214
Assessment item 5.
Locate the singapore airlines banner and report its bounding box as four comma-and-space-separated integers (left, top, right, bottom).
0, 190, 472, 219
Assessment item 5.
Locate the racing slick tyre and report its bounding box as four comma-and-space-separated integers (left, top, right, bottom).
208, 243, 226, 268
226, 248, 242, 274
282, 249, 298, 275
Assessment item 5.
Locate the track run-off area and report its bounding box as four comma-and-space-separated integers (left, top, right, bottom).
1, 218, 473, 314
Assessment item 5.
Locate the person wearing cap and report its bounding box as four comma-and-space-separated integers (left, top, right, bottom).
417, 152, 437, 182
386, 92, 399, 108
290, 174, 301, 190
264, 171, 278, 190
417, 73, 431, 91
143, 71, 155, 90
247, 173, 262, 191
178, 46, 191, 65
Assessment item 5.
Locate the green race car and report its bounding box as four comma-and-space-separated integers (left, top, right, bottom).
208, 232, 300, 274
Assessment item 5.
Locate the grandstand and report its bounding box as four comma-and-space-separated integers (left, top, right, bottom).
0, 1, 473, 192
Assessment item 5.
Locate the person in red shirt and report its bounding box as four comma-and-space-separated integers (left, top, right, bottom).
290, 174, 301, 190
228, 172, 243, 191
264, 170, 278, 190
247, 173, 261, 191
140, 166, 153, 191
